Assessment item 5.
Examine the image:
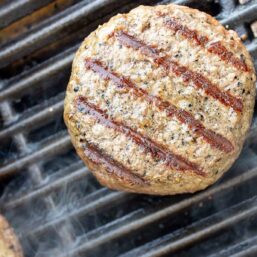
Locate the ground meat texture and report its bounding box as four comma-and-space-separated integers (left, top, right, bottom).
64, 4, 256, 195
0, 215, 23, 257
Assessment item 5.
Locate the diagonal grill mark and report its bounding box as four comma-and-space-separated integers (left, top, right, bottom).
101, 34, 234, 153
163, 16, 249, 73
84, 58, 234, 153
82, 142, 148, 186
116, 31, 243, 113
76, 95, 204, 175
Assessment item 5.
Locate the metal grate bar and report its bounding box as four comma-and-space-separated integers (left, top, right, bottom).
69, 166, 257, 256
0, 0, 136, 68
1, 160, 84, 200
158, 0, 194, 5
23, 189, 126, 236
0, 0, 54, 29
3, 165, 89, 210
0, 98, 77, 252
0, 46, 76, 101
24, 166, 257, 255
231, 246, 257, 257
0, 99, 64, 140
209, 235, 257, 257
0, 103, 55, 210
120, 197, 257, 257
64, 209, 146, 257
0, 133, 71, 177
219, 0, 236, 15
221, 0, 257, 26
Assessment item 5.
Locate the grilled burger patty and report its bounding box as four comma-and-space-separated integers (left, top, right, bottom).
0, 215, 23, 257
64, 4, 256, 195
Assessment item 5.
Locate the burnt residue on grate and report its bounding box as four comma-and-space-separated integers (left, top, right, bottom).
0, 0, 257, 257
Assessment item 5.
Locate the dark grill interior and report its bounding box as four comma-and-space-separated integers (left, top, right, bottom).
0, 0, 257, 256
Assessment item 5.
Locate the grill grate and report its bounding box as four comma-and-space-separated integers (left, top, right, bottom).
0, 0, 257, 256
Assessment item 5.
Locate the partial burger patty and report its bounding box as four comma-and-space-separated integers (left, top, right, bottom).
0, 215, 23, 257
64, 4, 256, 195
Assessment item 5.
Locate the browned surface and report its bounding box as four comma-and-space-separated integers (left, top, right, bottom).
76, 95, 203, 175
116, 31, 244, 112
83, 142, 148, 186
162, 16, 249, 72
64, 4, 256, 195
84, 57, 234, 153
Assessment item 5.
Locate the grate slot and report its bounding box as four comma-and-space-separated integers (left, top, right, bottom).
0, 0, 84, 49
0, 133, 71, 177
209, 235, 257, 257
23, 189, 126, 236
221, 0, 257, 27
0, 0, 54, 29
0, 81, 77, 256
0, 0, 144, 69
27, 118, 66, 144
0, 136, 18, 165
219, 0, 236, 15
1, 162, 85, 208
0, 0, 223, 71
0, 99, 64, 140
231, 246, 257, 257
0, 46, 75, 101
17, 165, 257, 256
0, 0, 159, 79
119, 197, 257, 257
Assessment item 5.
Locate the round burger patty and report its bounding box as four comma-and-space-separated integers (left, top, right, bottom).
64, 4, 256, 195
0, 215, 23, 257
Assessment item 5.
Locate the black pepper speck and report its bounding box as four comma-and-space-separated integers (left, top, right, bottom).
74, 86, 80, 92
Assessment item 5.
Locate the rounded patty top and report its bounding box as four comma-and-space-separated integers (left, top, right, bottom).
64, 4, 256, 195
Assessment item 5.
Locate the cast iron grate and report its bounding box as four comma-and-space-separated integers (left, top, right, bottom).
0, 0, 257, 256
